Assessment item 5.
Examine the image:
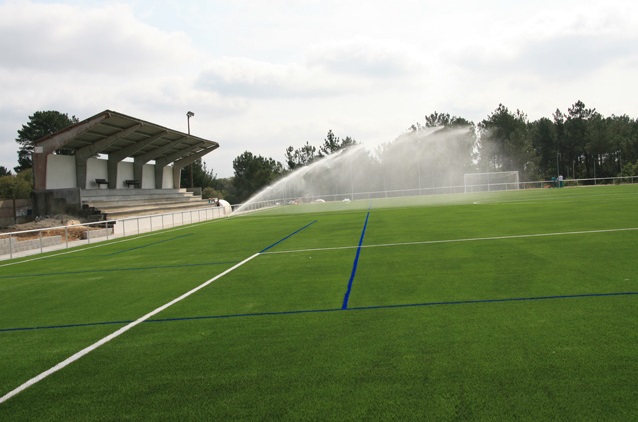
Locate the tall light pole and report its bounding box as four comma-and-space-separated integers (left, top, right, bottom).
556, 150, 560, 178
187, 111, 194, 188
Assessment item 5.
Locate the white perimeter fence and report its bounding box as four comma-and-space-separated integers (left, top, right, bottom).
3, 175, 638, 260
233, 175, 638, 214
0, 206, 227, 261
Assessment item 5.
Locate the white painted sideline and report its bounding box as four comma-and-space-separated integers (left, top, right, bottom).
0, 253, 260, 404
262, 227, 638, 255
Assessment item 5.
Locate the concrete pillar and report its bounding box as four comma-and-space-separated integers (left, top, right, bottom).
32, 149, 47, 191
107, 159, 118, 189
133, 160, 144, 188
75, 157, 88, 189
173, 166, 181, 189
154, 165, 165, 189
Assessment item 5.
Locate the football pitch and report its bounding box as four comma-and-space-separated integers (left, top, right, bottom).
1, 185, 637, 420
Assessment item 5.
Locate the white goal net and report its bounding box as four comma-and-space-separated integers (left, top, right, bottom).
464, 171, 520, 193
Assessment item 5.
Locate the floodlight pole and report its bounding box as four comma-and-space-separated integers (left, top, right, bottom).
187, 111, 195, 188
556, 151, 560, 178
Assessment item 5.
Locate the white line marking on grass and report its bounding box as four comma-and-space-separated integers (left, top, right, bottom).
0, 253, 260, 404
262, 227, 638, 255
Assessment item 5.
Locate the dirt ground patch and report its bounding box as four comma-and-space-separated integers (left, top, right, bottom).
0, 215, 94, 241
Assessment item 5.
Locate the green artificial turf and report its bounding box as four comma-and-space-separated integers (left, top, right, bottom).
1, 185, 637, 420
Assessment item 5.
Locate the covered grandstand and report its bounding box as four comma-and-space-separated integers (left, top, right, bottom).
30, 110, 220, 218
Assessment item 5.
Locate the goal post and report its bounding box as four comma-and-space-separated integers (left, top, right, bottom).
464, 171, 520, 193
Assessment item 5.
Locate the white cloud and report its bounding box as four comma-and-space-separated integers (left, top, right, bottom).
195, 36, 428, 100
196, 55, 390, 99
1, 0, 638, 178
196, 58, 337, 98
0, 1, 193, 75
428, 1, 638, 121
306, 36, 425, 78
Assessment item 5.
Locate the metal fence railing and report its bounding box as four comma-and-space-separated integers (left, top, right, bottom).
0, 205, 228, 261
4, 175, 638, 261
231, 176, 638, 214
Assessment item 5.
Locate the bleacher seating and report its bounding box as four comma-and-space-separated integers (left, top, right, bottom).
81, 188, 213, 220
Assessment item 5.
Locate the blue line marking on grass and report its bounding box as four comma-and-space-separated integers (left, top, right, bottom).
259, 220, 317, 253
108, 233, 193, 255
0, 292, 638, 333
346, 291, 638, 311
0, 319, 134, 332
0, 261, 238, 280
2, 291, 636, 333
146, 307, 342, 323
341, 210, 371, 310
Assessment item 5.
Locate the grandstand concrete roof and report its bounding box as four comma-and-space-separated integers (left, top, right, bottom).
33, 109, 218, 162
32, 110, 219, 190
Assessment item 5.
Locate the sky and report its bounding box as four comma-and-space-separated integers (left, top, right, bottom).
1, 0, 637, 178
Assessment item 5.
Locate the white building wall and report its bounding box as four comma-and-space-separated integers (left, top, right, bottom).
45, 156, 172, 189
86, 157, 108, 188
46, 154, 76, 189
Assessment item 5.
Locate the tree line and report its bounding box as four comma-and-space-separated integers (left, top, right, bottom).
4, 100, 638, 203
476, 100, 638, 182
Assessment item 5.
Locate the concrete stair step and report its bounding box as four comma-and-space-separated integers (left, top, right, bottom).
88, 197, 201, 207
82, 192, 196, 202
99, 200, 208, 213
79, 188, 207, 221
103, 202, 213, 219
